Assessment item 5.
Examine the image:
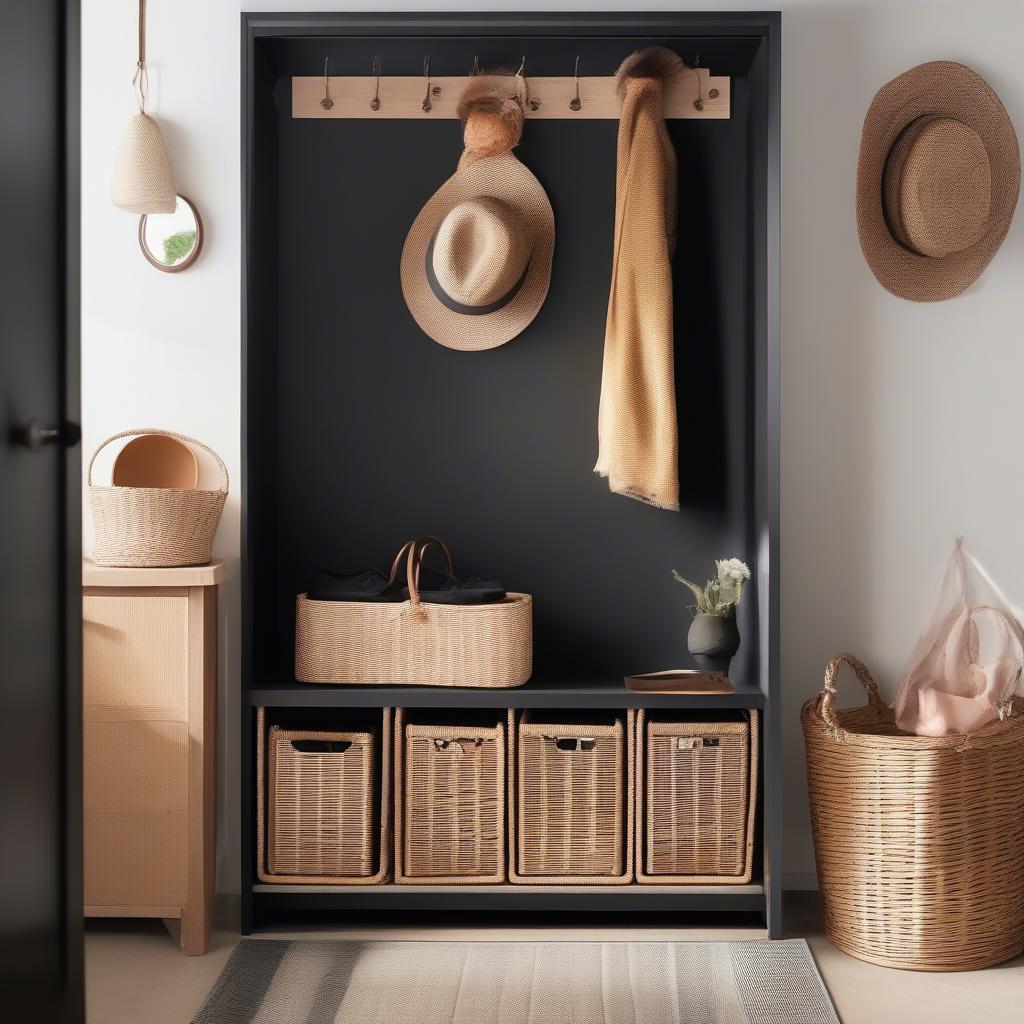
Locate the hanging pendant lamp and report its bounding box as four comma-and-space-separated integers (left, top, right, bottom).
111, 0, 176, 214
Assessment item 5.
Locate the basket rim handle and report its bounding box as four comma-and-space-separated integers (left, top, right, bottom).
404, 536, 454, 608
818, 652, 887, 736
87, 428, 229, 493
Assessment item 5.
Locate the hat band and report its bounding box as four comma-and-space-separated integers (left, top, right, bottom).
425, 234, 531, 316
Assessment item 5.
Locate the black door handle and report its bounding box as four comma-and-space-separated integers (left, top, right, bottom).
10, 420, 81, 451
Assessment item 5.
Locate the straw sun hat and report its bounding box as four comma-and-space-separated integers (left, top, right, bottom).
857, 61, 1020, 301
401, 76, 554, 350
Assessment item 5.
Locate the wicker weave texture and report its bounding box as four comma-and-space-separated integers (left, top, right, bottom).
803, 653, 1024, 972
637, 711, 757, 883
515, 714, 630, 880
294, 593, 531, 687
111, 112, 177, 214
256, 707, 392, 885
267, 726, 376, 877
396, 711, 506, 883
89, 429, 228, 568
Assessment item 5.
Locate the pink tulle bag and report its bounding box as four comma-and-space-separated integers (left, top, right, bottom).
894, 539, 1024, 737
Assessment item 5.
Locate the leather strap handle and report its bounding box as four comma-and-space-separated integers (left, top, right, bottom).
817, 653, 887, 738
405, 536, 454, 607
388, 539, 420, 582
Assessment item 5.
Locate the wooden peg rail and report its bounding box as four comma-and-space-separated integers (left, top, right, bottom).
292, 70, 730, 120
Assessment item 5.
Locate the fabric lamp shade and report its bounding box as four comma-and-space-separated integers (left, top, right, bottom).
111, 112, 177, 214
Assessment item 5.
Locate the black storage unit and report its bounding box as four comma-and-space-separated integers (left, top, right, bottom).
242, 11, 780, 934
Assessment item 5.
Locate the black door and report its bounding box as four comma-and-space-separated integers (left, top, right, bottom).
0, 2, 82, 1021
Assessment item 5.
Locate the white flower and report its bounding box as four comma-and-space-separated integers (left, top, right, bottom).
716, 558, 751, 586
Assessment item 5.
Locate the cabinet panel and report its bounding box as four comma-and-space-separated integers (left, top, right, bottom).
83, 719, 188, 814
83, 718, 189, 907
83, 592, 188, 719
84, 812, 187, 905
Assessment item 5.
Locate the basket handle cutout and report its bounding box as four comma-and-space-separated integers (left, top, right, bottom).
88, 428, 229, 492
549, 736, 597, 751
819, 652, 887, 737
677, 736, 720, 750
290, 739, 354, 754
432, 737, 482, 753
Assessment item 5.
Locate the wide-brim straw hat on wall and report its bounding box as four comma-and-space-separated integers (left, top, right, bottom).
401, 76, 555, 351
856, 61, 1020, 302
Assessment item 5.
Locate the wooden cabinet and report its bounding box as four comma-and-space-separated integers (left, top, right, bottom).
82, 561, 224, 955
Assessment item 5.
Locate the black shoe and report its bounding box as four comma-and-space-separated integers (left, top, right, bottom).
410, 564, 507, 605
306, 567, 406, 602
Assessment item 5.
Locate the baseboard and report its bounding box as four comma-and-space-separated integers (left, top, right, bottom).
215, 892, 241, 932
783, 872, 818, 891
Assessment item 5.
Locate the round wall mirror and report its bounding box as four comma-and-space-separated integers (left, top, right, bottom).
138, 194, 203, 272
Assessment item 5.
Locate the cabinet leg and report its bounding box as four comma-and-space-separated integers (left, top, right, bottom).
180, 901, 211, 956
182, 585, 217, 957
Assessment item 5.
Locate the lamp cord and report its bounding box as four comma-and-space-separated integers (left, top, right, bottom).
131, 0, 148, 112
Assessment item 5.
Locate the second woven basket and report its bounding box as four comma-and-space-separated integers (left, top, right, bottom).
88, 428, 227, 567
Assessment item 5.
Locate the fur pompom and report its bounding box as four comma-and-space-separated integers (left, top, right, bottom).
458, 76, 524, 157
615, 46, 685, 95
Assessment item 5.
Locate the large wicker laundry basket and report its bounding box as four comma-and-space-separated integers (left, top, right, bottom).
803, 653, 1024, 971
89, 429, 227, 567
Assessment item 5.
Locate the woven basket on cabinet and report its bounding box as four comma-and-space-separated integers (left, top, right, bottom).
89, 429, 227, 567
509, 709, 635, 884
256, 707, 391, 884
394, 708, 506, 883
635, 709, 758, 883
295, 539, 531, 687
803, 653, 1024, 972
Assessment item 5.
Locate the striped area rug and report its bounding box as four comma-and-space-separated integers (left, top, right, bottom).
194, 939, 839, 1023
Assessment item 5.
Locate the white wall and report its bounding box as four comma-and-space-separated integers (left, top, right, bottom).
82, 0, 1024, 896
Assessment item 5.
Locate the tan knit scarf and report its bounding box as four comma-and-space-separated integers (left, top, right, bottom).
594, 47, 682, 510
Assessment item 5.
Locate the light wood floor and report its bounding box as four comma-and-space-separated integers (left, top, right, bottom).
85, 895, 1023, 1023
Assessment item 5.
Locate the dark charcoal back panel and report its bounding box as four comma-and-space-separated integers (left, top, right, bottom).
260, 38, 755, 685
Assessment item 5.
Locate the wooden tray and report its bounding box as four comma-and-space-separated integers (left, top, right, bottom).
624, 670, 734, 694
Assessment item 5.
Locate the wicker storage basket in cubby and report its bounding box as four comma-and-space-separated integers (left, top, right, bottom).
509, 709, 635, 884
256, 707, 391, 884
394, 708, 506, 884
635, 709, 758, 884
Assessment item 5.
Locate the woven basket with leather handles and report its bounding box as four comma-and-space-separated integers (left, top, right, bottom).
295, 538, 532, 687
88, 429, 228, 567
803, 652, 1024, 972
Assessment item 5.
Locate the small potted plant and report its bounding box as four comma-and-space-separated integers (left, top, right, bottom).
672, 557, 751, 673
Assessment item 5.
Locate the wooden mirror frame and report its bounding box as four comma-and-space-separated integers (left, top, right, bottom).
138, 193, 204, 273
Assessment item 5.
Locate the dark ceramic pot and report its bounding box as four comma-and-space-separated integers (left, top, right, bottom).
687, 610, 740, 673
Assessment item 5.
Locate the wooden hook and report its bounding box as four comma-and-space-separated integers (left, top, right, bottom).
422, 54, 433, 113
516, 55, 540, 112
320, 56, 333, 110
370, 55, 381, 110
